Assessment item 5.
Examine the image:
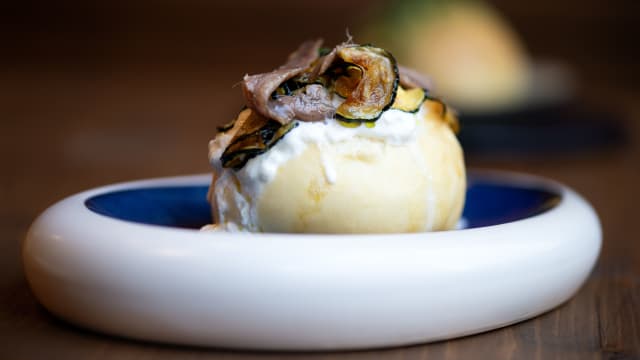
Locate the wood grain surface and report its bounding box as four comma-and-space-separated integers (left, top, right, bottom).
1, 1, 639, 359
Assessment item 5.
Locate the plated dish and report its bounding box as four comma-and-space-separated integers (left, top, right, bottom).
22, 39, 601, 350
207, 39, 465, 234
23, 170, 601, 350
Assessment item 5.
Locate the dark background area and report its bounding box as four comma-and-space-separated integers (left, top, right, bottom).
2, 0, 638, 181
1, 1, 639, 358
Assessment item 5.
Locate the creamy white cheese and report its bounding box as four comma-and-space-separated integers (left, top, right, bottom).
208, 107, 427, 231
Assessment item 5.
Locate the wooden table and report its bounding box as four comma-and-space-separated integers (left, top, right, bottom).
2, 1, 639, 358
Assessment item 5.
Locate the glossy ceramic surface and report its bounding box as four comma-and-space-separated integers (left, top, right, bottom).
23, 170, 601, 350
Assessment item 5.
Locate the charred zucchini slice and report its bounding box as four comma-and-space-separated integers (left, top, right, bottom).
391, 86, 426, 113
337, 120, 361, 128
220, 109, 298, 169
216, 118, 236, 133
423, 96, 460, 133
216, 106, 249, 132
334, 45, 399, 122
444, 108, 460, 133
333, 65, 363, 99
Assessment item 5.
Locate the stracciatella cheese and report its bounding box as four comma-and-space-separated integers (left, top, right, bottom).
208, 104, 465, 233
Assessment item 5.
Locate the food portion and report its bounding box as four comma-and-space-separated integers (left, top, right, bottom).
207, 39, 465, 233
362, 0, 531, 112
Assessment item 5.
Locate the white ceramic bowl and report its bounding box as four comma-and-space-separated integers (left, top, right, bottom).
22, 170, 601, 350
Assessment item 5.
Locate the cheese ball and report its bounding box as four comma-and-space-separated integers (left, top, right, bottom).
206, 40, 466, 234
209, 103, 465, 233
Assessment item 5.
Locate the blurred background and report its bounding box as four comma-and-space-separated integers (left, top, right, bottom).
3, 0, 638, 205
2, 0, 639, 252
1, 0, 640, 356
2, 0, 639, 221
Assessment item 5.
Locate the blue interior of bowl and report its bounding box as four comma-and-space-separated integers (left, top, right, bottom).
84, 176, 560, 230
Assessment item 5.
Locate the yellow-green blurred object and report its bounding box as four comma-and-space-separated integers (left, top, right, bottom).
361, 0, 531, 113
